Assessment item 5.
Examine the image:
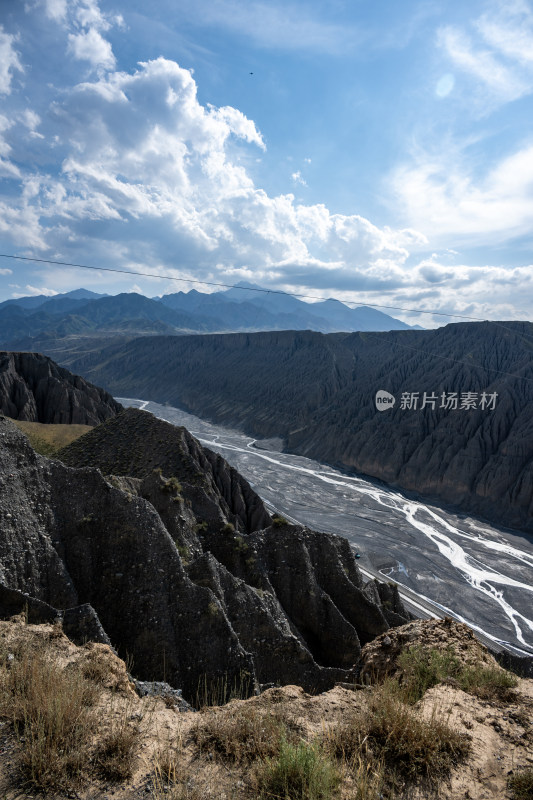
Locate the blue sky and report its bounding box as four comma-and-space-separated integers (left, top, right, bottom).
1, 0, 533, 325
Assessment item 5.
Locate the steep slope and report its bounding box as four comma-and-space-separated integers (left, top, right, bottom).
0, 350, 123, 424
0, 409, 411, 701
69, 322, 533, 530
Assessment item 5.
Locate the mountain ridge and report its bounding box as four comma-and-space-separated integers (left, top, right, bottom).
0, 285, 418, 354
65, 322, 533, 531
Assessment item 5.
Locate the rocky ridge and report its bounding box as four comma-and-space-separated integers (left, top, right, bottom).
68, 322, 533, 530
0, 408, 411, 702
0, 350, 122, 424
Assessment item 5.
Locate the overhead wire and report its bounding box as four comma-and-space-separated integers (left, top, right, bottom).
1, 251, 532, 386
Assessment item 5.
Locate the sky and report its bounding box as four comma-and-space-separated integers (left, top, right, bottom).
0, 0, 533, 326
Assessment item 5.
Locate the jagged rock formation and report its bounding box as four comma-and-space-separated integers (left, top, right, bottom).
0, 350, 122, 424
69, 321, 533, 530
0, 408, 411, 701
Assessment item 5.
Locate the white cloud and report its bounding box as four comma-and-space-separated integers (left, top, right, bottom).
0, 268, 12, 275
438, 26, 529, 105
291, 170, 306, 186
0, 54, 421, 299
42, 0, 68, 22
0, 27, 23, 96
438, 3, 533, 109
14, 285, 58, 297
177, 0, 362, 54
67, 28, 116, 69
40, 0, 117, 71
393, 142, 533, 243
73, 0, 112, 31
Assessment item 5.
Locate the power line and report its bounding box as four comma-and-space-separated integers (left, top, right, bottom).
0, 252, 510, 323
1, 251, 532, 385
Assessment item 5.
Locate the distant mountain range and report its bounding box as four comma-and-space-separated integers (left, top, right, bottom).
0, 284, 421, 354
68, 321, 533, 532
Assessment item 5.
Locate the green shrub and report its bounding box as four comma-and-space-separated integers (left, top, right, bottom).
256, 737, 339, 800
234, 535, 249, 553
272, 515, 288, 527
162, 476, 182, 495
194, 521, 208, 533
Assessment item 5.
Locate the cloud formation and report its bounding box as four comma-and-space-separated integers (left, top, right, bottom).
176, 0, 363, 54
438, 1, 533, 109
0, 28, 423, 300
0, 0, 531, 323
0, 26, 23, 95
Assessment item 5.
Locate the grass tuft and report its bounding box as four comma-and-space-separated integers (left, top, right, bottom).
508, 767, 533, 799
0, 644, 99, 790
255, 737, 339, 800
95, 712, 140, 781
397, 645, 518, 703
326, 679, 469, 787
192, 702, 297, 763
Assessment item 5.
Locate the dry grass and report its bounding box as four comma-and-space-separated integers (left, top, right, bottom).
9, 418, 92, 456
191, 701, 300, 763
194, 671, 255, 708
152, 732, 211, 800
95, 705, 141, 781
0, 643, 99, 789
508, 767, 533, 799
0, 638, 142, 791
325, 678, 470, 792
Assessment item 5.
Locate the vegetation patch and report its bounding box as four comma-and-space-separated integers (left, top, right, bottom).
0, 643, 99, 790
192, 701, 300, 763
326, 679, 469, 789
508, 767, 533, 799
254, 737, 340, 800
397, 645, 518, 703
10, 419, 92, 456
162, 476, 182, 495
95, 712, 140, 781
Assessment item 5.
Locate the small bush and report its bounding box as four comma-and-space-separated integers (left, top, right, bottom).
509, 767, 533, 799
234, 535, 249, 553
255, 737, 339, 800
162, 476, 182, 495
221, 522, 235, 534
177, 544, 191, 563
272, 515, 288, 527
192, 701, 300, 762
458, 663, 518, 701
194, 521, 208, 533
369, 681, 469, 782
397, 645, 463, 703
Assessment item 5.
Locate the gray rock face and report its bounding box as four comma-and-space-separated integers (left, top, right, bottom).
70, 322, 533, 530
0, 410, 411, 701
0, 350, 122, 424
